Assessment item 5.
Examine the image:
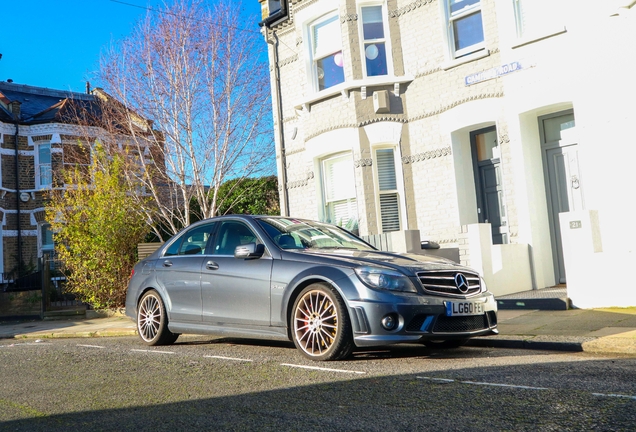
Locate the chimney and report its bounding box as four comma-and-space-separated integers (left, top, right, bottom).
9, 100, 21, 119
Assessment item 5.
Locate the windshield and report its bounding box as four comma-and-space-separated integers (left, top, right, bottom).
257, 217, 376, 251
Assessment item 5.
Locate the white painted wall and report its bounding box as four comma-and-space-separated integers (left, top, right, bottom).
465, 223, 533, 297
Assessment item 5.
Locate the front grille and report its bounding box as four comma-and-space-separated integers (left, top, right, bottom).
417, 270, 481, 297
433, 315, 488, 333
406, 315, 428, 332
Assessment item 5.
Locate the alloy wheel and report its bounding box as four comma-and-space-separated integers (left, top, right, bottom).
294, 289, 339, 357
138, 293, 161, 342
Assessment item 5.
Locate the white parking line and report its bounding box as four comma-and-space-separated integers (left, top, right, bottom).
204, 355, 253, 362
281, 363, 366, 375
592, 393, 636, 401
418, 376, 548, 390
417, 377, 456, 383
131, 349, 175, 354
0, 341, 51, 347
460, 380, 549, 391
77, 344, 105, 349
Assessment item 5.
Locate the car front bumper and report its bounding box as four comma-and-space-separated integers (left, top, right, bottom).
348, 292, 498, 348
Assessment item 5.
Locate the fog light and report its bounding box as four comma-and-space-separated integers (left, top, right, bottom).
381, 314, 398, 330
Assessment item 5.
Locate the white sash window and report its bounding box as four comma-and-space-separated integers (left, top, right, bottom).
322, 153, 357, 227
310, 14, 345, 91
446, 0, 484, 58
375, 148, 401, 232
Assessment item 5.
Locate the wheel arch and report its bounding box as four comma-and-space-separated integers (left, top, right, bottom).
135, 286, 173, 320
283, 271, 356, 341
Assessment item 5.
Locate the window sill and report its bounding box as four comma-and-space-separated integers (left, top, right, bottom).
512, 26, 567, 49
441, 49, 490, 71
294, 75, 414, 112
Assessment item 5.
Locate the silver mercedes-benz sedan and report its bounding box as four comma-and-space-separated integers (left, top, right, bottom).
126, 215, 498, 361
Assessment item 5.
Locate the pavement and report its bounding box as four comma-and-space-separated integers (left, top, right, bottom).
1, 308, 635, 356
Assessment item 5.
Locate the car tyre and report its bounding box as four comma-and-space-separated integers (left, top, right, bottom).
292, 283, 353, 361
137, 290, 179, 346
422, 339, 468, 349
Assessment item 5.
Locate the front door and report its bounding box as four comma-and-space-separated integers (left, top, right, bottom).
541, 111, 582, 284
202, 220, 272, 326
471, 126, 508, 245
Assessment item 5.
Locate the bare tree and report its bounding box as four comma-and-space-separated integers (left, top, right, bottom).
96, 0, 274, 240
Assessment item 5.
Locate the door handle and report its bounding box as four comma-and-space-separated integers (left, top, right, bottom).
162, 260, 173, 267
205, 261, 219, 270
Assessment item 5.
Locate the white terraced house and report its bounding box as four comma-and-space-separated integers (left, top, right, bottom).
257, 0, 636, 308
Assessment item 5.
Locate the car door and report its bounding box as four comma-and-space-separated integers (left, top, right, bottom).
201, 220, 273, 326
155, 222, 216, 323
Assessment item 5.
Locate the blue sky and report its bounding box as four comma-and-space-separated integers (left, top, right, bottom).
0, 0, 263, 93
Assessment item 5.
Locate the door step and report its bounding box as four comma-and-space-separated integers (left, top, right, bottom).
495, 287, 569, 310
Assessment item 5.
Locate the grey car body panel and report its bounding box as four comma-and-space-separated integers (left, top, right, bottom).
125, 215, 498, 349
201, 254, 273, 326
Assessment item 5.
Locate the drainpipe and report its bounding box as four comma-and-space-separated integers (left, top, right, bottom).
264, 27, 290, 216
13, 116, 22, 277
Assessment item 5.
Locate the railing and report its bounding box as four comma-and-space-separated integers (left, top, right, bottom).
0, 254, 79, 320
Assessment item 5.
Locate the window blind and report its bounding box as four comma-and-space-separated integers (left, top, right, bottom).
313, 15, 341, 58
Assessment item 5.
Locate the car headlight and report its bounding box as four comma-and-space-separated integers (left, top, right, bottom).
480, 276, 488, 293
355, 266, 417, 293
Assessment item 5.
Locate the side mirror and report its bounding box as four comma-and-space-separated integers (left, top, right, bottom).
234, 243, 265, 260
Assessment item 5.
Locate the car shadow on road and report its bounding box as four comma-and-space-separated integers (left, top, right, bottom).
3, 356, 636, 432
171, 335, 561, 363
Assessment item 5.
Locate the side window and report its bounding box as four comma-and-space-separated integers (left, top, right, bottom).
164, 223, 216, 256
164, 238, 182, 257
309, 13, 345, 91
360, 4, 390, 77
212, 221, 258, 255
445, 0, 484, 59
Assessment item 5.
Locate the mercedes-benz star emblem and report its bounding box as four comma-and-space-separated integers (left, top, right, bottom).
454, 273, 469, 293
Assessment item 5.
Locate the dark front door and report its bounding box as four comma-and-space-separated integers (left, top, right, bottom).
541, 111, 581, 284
471, 126, 507, 245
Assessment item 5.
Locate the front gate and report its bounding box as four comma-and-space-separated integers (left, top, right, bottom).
0, 254, 82, 320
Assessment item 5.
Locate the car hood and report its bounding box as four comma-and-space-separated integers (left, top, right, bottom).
286, 249, 471, 275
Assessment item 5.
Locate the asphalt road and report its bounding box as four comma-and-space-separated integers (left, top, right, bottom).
1, 336, 635, 431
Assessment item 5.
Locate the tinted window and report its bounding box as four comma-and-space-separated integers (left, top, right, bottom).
164, 223, 216, 256
212, 221, 258, 255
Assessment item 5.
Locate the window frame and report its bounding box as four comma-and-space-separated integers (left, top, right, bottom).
512, 0, 567, 44
372, 145, 405, 233
307, 11, 346, 93
444, 0, 485, 60
163, 222, 217, 257
320, 152, 358, 227
37, 142, 53, 189
40, 223, 55, 256
358, 2, 392, 78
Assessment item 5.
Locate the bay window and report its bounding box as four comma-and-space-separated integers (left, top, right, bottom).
309, 13, 345, 91
360, 4, 389, 77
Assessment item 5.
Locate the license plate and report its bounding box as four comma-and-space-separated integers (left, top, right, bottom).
445, 300, 485, 317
